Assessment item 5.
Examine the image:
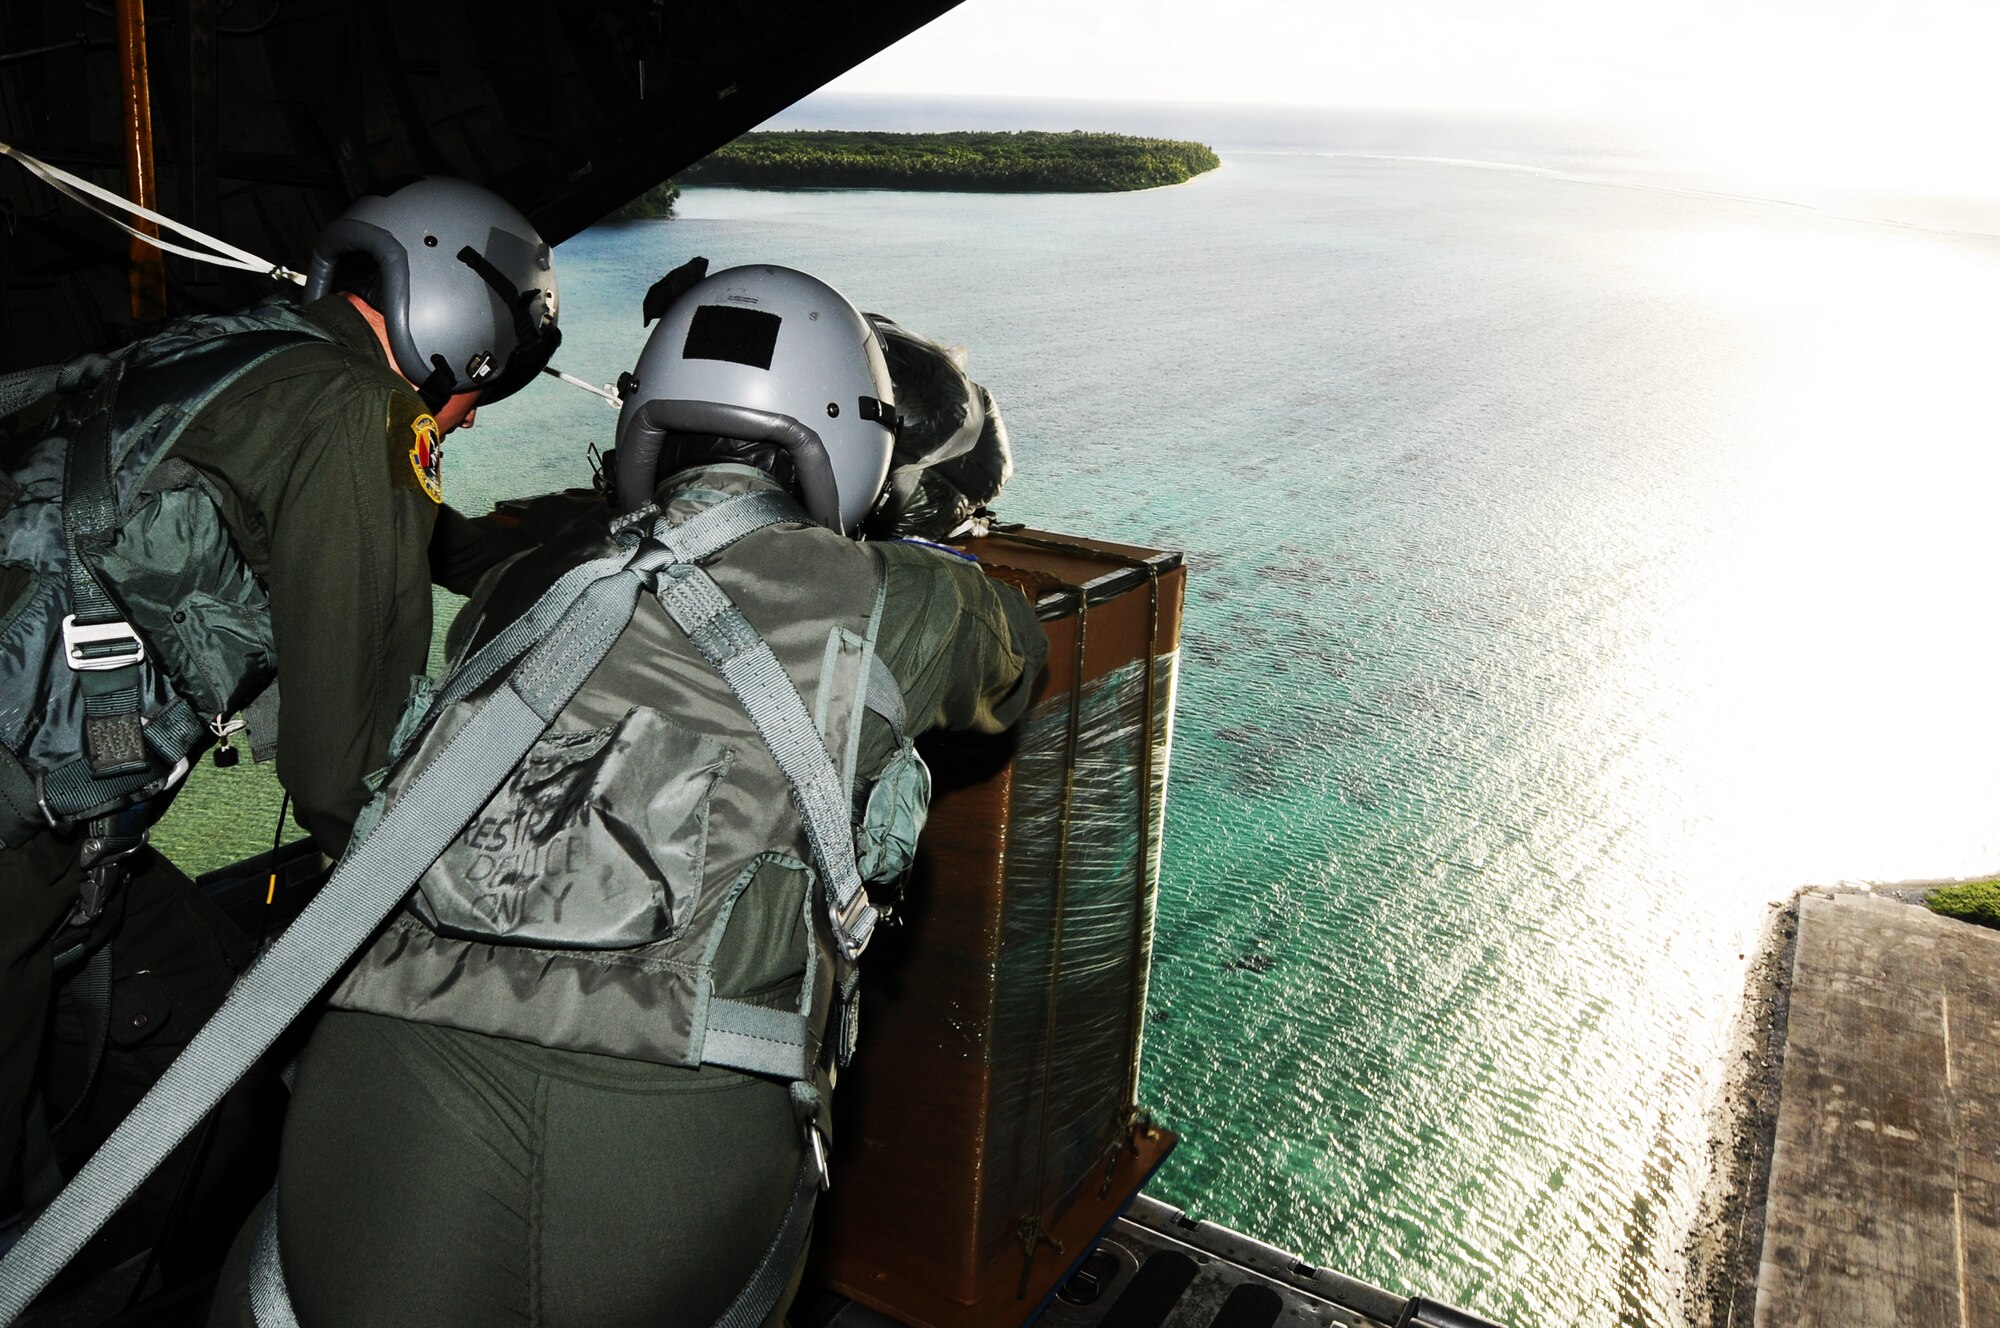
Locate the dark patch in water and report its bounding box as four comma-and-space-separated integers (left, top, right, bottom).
1336, 768, 1380, 809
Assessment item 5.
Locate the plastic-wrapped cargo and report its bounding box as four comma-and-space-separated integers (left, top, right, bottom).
813, 528, 1185, 1328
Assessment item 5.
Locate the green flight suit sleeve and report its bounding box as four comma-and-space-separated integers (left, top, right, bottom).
428, 505, 539, 597
256, 378, 439, 858
872, 542, 1048, 740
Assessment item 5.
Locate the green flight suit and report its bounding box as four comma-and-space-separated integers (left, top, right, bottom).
208, 465, 1047, 1328
0, 296, 530, 1263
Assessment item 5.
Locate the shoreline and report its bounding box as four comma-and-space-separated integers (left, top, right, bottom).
676, 129, 1220, 197
1685, 894, 1795, 1328
671, 168, 1217, 198
1688, 872, 2000, 1325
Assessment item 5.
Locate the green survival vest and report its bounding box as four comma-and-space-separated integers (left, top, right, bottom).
0, 302, 333, 850
0, 485, 927, 1327
331, 483, 927, 1093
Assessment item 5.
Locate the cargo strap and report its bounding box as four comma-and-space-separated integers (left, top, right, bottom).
0, 530, 676, 1324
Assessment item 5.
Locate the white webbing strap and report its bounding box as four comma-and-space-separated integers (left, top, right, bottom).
0, 140, 305, 284
0, 140, 616, 409
0, 551, 656, 1325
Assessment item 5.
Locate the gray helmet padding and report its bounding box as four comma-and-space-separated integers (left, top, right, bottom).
618, 400, 841, 526
305, 178, 557, 404
614, 265, 895, 534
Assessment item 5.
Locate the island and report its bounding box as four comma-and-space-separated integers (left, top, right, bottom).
675, 130, 1221, 194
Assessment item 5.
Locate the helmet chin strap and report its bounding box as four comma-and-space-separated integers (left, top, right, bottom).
417, 355, 457, 414
454, 245, 562, 400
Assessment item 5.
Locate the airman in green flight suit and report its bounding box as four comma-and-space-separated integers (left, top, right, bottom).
0, 177, 561, 1271
208, 264, 1047, 1328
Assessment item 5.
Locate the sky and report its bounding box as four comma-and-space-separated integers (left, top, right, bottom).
826, 0, 2000, 198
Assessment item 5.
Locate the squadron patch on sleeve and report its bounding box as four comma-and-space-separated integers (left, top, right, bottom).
407, 413, 444, 504
386, 393, 444, 504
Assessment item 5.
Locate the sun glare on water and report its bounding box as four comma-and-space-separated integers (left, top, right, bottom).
1600, 222, 2000, 888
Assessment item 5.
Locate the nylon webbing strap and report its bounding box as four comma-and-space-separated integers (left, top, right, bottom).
58, 369, 151, 776
655, 567, 877, 960
654, 489, 803, 563
704, 998, 813, 1080
61, 368, 129, 635
52, 944, 113, 1132
248, 1192, 301, 1328
36, 698, 205, 822
714, 1151, 819, 1328
141, 698, 205, 761
0, 554, 651, 1325
423, 549, 634, 727
420, 492, 800, 743
37, 759, 154, 823
35, 690, 196, 822
0, 363, 62, 420
508, 561, 665, 718
864, 657, 906, 739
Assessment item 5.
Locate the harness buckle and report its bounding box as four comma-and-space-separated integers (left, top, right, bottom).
73, 827, 149, 924
835, 985, 862, 1070
61, 615, 144, 672
832, 892, 877, 962
807, 1125, 830, 1193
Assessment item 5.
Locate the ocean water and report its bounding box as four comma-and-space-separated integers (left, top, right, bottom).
154, 100, 2000, 1326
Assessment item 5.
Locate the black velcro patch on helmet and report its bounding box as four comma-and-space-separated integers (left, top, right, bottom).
683, 305, 779, 370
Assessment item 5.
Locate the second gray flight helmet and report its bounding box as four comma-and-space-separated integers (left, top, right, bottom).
304, 177, 560, 410
614, 265, 898, 535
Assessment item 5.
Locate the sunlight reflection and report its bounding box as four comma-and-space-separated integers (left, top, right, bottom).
1598, 225, 2000, 886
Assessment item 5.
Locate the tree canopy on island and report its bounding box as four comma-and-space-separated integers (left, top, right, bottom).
612, 179, 681, 220
678, 130, 1221, 193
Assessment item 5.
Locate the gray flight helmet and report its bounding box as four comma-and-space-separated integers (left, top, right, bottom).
615, 265, 898, 535
304, 177, 560, 410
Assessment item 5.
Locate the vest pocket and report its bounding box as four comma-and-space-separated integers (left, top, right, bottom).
411, 705, 732, 949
